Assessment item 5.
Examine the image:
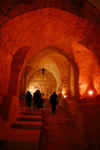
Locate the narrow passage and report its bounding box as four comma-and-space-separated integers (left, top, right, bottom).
39, 105, 87, 150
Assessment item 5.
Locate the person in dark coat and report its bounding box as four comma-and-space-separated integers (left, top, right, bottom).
25, 91, 32, 107
50, 92, 58, 114
33, 90, 41, 109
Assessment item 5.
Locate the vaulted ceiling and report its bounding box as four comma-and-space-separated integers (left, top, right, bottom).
0, 0, 100, 100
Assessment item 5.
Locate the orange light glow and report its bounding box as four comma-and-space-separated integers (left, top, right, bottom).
64, 95, 67, 98
88, 90, 93, 95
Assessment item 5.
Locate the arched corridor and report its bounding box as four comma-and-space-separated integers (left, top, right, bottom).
0, 0, 100, 150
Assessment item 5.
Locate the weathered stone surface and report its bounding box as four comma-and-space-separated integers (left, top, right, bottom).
0, 1, 100, 149
0, 7, 100, 101
0, 94, 20, 133
0, 0, 100, 27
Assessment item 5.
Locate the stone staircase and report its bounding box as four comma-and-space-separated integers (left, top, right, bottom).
0, 108, 43, 150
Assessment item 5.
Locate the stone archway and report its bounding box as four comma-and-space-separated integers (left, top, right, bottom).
8, 47, 30, 96
0, 0, 100, 27
8, 45, 79, 101
0, 7, 100, 102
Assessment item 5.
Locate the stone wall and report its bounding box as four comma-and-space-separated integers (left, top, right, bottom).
75, 103, 100, 150
0, 94, 20, 133
71, 96, 100, 149
61, 96, 100, 149
70, 66, 75, 97
0, 50, 12, 103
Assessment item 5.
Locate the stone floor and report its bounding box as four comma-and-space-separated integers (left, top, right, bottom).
39, 104, 88, 150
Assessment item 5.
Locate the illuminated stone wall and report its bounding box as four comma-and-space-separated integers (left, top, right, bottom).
26, 69, 57, 98
73, 43, 100, 97
70, 67, 75, 97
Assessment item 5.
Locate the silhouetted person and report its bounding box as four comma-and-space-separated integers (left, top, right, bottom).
33, 90, 41, 109
25, 91, 32, 107
50, 92, 57, 114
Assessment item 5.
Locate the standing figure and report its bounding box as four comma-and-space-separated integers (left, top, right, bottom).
50, 92, 58, 114
25, 91, 32, 107
33, 90, 40, 109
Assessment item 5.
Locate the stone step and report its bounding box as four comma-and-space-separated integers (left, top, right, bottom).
11, 121, 42, 129
20, 110, 43, 116
0, 128, 41, 149
16, 115, 42, 121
